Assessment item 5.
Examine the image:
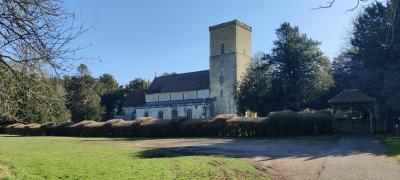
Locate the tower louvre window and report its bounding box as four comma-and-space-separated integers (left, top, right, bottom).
220, 42, 225, 54
220, 68, 224, 84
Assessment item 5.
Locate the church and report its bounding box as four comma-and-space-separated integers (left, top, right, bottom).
122, 20, 252, 120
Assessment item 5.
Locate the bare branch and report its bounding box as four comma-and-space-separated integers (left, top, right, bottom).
311, 0, 336, 10
312, 0, 376, 12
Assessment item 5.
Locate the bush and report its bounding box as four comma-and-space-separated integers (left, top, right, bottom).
2, 110, 333, 137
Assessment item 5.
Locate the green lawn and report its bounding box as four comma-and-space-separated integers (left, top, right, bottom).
380, 135, 400, 160
0, 135, 269, 180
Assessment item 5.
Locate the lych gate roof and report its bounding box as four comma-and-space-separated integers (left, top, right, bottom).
123, 90, 146, 107
328, 89, 374, 104
146, 70, 210, 94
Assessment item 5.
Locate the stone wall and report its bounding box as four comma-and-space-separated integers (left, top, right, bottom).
209, 20, 252, 115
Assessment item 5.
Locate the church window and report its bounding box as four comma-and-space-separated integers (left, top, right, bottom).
220, 42, 225, 54
144, 111, 149, 117
186, 109, 192, 119
220, 89, 224, 98
182, 93, 185, 99
210, 104, 214, 117
171, 109, 178, 119
202, 106, 207, 118
158, 111, 164, 119
219, 68, 224, 84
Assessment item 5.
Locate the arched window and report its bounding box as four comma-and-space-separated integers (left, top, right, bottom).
158, 111, 164, 119
132, 109, 137, 119
186, 109, 192, 119
220, 42, 225, 54
219, 68, 224, 84
144, 111, 149, 117
171, 109, 178, 119
202, 106, 207, 118
220, 89, 224, 98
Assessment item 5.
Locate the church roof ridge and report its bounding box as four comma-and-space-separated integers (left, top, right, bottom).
156, 69, 209, 78
147, 70, 210, 94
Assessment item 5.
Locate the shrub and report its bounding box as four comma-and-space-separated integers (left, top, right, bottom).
213, 114, 239, 122
2, 110, 333, 137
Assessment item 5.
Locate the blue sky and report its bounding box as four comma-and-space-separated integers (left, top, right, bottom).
66, 0, 368, 85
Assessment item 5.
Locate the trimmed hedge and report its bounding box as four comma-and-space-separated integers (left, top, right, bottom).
0, 110, 333, 137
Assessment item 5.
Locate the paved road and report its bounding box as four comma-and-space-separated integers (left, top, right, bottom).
87, 136, 400, 180
319, 136, 400, 180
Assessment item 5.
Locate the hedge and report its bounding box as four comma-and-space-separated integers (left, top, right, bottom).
0, 110, 333, 137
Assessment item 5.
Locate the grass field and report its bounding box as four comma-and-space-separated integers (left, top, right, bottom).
0, 135, 269, 180
380, 135, 400, 160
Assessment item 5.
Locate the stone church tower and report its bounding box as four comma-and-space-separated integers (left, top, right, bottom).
209, 20, 252, 115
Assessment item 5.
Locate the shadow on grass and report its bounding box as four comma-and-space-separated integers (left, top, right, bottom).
79, 137, 150, 142
136, 148, 236, 159
132, 134, 394, 162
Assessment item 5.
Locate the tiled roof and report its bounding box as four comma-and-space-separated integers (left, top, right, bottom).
146, 70, 210, 94
123, 90, 146, 107
328, 89, 374, 104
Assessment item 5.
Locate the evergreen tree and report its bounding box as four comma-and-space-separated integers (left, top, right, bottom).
64, 66, 103, 122
237, 23, 333, 115
340, 1, 400, 121
99, 74, 120, 120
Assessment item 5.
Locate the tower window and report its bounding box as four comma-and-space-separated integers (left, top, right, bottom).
219, 68, 224, 84
220, 89, 224, 98
220, 42, 225, 54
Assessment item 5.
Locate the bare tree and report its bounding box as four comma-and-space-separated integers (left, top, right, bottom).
0, 0, 87, 124
0, 0, 86, 75
314, 0, 399, 44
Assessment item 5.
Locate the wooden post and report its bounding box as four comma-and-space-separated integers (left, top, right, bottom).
369, 102, 374, 134
332, 105, 336, 133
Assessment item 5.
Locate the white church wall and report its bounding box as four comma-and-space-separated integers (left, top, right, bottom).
135, 103, 211, 120
170, 92, 183, 100
146, 94, 158, 102
158, 93, 170, 101
146, 89, 210, 103
121, 107, 136, 120
197, 89, 210, 99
